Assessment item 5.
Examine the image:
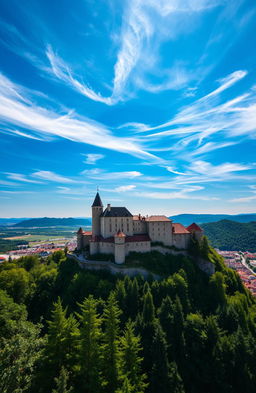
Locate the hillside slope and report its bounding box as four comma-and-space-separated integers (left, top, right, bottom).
202, 220, 256, 251
170, 213, 256, 225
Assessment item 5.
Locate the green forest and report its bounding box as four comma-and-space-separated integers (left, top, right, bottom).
0, 244, 256, 393
202, 220, 256, 252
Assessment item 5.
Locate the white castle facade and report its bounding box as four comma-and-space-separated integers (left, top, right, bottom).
77, 192, 203, 264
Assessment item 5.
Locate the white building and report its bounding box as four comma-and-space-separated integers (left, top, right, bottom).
77, 192, 203, 264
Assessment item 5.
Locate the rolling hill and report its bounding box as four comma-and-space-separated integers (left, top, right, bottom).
14, 217, 92, 227
201, 220, 256, 252
170, 213, 256, 226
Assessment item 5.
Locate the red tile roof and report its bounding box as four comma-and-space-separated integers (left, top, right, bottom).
186, 223, 203, 232
146, 215, 171, 222
77, 228, 92, 235
172, 223, 190, 234
116, 230, 126, 238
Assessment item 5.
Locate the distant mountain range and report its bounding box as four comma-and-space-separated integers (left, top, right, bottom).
201, 220, 256, 252
13, 217, 91, 227
0, 218, 29, 226
0, 213, 255, 228
170, 213, 256, 226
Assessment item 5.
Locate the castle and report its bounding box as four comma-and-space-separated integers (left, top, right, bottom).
77, 192, 203, 264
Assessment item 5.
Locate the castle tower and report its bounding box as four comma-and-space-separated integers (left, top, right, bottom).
186, 223, 203, 241
77, 227, 84, 251
92, 192, 103, 237
114, 230, 126, 264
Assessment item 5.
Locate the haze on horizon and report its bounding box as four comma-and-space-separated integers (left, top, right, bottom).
0, 0, 256, 218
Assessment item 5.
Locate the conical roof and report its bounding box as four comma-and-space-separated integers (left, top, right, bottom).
115, 229, 126, 238
92, 192, 103, 207
186, 223, 203, 232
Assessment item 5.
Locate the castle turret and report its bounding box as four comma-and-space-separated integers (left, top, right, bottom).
77, 227, 84, 251
92, 192, 103, 237
114, 230, 126, 264
186, 223, 203, 241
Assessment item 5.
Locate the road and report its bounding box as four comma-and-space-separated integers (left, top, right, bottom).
240, 253, 255, 275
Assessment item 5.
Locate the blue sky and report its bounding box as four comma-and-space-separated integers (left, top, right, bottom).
0, 0, 256, 217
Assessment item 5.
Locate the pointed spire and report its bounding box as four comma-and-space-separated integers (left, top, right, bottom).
92, 192, 103, 207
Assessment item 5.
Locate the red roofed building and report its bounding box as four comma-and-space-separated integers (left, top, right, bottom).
77, 228, 92, 249
77, 192, 204, 264
186, 223, 204, 241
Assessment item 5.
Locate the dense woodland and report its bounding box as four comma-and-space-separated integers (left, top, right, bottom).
0, 240, 256, 393
202, 220, 256, 252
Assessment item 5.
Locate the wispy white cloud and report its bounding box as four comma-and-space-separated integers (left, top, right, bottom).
8, 129, 47, 141
32, 171, 77, 183
0, 190, 35, 194
136, 70, 256, 164
115, 185, 136, 192
45, 46, 113, 105
167, 160, 254, 186
0, 179, 17, 186
5, 172, 44, 184
189, 161, 250, 176
230, 184, 256, 203
83, 153, 105, 165
144, 70, 249, 135
198, 70, 247, 101
166, 167, 187, 175
39, 0, 224, 104
0, 73, 161, 163
111, 0, 223, 99
134, 190, 219, 201
230, 195, 256, 203
81, 169, 142, 180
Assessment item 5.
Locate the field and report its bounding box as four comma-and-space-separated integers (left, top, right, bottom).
4, 234, 64, 242
0, 226, 86, 252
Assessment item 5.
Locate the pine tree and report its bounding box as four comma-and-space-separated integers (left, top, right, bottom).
47, 298, 69, 369
172, 296, 186, 366
150, 323, 184, 393
102, 293, 122, 393
142, 281, 150, 295
46, 298, 79, 376
158, 296, 174, 357
209, 272, 227, 310
137, 289, 156, 377
119, 320, 147, 393
130, 278, 139, 319
115, 377, 133, 393
52, 367, 73, 393
76, 295, 102, 393
142, 290, 155, 324
115, 280, 126, 305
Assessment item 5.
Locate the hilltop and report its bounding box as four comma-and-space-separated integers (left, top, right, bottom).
13, 217, 91, 227
170, 213, 256, 226
202, 219, 256, 252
